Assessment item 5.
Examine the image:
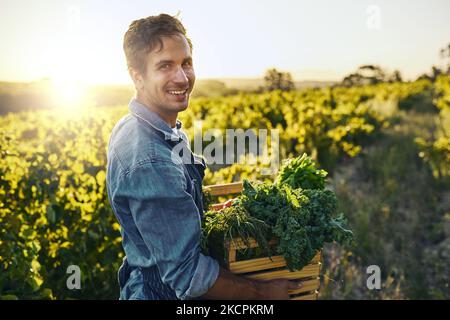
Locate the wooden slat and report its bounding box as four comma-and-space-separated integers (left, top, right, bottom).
244, 263, 320, 281
228, 247, 236, 263
310, 252, 322, 264
230, 252, 322, 274
204, 182, 243, 196
290, 292, 318, 300
288, 278, 320, 295
230, 255, 286, 273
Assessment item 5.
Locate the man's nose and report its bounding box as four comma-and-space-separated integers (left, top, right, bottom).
173, 66, 189, 84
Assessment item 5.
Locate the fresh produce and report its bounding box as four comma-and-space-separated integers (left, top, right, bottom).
275, 153, 328, 190
201, 154, 354, 271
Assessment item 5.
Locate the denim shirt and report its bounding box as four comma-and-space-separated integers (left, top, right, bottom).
106, 98, 219, 300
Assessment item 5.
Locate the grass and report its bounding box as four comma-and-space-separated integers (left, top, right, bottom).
320, 91, 449, 299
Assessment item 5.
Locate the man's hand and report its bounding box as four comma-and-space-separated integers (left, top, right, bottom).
202, 267, 302, 300
255, 279, 303, 300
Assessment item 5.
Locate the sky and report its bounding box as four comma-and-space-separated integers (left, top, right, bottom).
0, 0, 449, 84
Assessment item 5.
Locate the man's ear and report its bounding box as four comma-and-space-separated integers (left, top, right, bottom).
129, 67, 144, 91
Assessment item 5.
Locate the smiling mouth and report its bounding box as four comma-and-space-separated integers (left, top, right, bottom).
167, 89, 188, 96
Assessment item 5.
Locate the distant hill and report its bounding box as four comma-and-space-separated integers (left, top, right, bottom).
0, 80, 55, 114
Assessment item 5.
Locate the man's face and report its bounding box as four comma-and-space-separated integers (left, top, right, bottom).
133, 34, 195, 119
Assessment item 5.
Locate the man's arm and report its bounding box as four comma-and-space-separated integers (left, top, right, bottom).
120, 161, 220, 300
202, 267, 303, 300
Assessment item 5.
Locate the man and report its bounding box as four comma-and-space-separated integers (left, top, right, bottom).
106, 13, 302, 300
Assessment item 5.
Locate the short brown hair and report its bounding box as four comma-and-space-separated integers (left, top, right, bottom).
123, 13, 193, 74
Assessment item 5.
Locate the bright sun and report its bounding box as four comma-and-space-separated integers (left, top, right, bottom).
51, 80, 87, 110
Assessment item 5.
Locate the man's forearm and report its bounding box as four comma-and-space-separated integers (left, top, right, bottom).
201, 267, 263, 300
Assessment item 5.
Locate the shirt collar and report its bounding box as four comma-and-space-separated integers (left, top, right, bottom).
128, 98, 204, 166
128, 98, 182, 141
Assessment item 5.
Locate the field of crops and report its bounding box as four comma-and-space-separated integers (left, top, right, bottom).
0, 77, 448, 299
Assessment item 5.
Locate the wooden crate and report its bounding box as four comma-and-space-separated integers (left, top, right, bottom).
204, 182, 322, 300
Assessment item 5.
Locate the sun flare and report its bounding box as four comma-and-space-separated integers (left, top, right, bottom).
51, 80, 87, 110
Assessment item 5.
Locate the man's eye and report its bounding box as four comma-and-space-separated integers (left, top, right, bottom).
160, 64, 170, 70
183, 61, 193, 68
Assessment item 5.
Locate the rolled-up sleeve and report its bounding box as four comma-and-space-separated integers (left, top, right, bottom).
120, 161, 219, 300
